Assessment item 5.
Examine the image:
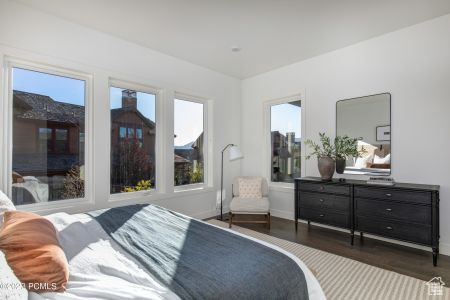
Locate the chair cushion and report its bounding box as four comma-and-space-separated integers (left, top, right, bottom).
238, 177, 262, 199
233, 176, 269, 197
230, 197, 270, 213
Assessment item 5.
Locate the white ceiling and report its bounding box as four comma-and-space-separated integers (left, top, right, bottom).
13, 0, 450, 78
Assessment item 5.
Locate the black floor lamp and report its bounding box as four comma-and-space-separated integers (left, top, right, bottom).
218, 144, 243, 220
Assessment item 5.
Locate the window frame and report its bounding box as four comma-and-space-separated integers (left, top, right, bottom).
264, 94, 305, 189
108, 78, 162, 201
173, 92, 210, 192
3, 58, 93, 208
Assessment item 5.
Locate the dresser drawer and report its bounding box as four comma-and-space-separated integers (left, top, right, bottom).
356, 198, 431, 225
299, 182, 350, 196
354, 186, 431, 204
356, 216, 431, 245
300, 191, 350, 212
299, 207, 350, 228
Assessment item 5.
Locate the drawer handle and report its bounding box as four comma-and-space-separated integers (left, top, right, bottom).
385, 208, 392, 212
386, 226, 393, 230
386, 193, 392, 197
319, 199, 324, 202
319, 214, 324, 217
319, 186, 325, 191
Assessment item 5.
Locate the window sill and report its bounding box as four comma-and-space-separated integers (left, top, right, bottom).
109, 189, 156, 202
174, 183, 206, 193
18, 197, 94, 215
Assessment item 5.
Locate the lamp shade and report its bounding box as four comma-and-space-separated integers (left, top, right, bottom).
228, 145, 243, 161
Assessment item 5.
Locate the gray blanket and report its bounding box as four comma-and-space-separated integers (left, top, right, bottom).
88, 204, 309, 300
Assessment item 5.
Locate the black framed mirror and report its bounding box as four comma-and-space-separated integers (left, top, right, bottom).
336, 93, 391, 175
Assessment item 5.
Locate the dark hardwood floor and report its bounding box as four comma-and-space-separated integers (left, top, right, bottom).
221, 214, 450, 282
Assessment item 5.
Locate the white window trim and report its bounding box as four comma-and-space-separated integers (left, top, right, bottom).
2, 57, 94, 207
173, 92, 212, 192
108, 78, 163, 202
263, 93, 306, 188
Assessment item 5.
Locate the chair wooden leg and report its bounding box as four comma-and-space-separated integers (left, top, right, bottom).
267, 212, 271, 230
229, 213, 233, 228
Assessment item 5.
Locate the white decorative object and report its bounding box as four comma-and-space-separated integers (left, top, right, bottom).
354, 154, 373, 169
374, 153, 391, 164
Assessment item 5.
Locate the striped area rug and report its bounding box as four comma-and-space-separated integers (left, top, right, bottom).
208, 220, 449, 300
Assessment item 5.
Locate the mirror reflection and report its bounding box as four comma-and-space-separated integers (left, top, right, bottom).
336, 93, 391, 175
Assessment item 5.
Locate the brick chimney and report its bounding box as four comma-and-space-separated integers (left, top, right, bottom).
122, 89, 137, 109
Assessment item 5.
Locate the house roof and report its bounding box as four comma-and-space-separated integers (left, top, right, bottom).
174, 154, 190, 164
111, 107, 155, 129
13, 90, 85, 125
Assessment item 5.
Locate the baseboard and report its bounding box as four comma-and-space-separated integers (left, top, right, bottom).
440, 242, 450, 256
270, 209, 294, 220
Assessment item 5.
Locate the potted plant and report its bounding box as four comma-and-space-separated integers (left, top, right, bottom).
334, 135, 361, 174
305, 133, 336, 181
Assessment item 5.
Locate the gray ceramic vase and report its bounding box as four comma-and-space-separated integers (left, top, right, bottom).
318, 156, 335, 181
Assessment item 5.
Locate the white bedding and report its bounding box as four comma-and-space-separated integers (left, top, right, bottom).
30, 211, 325, 300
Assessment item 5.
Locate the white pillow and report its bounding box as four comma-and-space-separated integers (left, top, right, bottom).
0, 190, 16, 226
238, 178, 262, 199
354, 154, 373, 169
0, 251, 28, 299
374, 153, 391, 164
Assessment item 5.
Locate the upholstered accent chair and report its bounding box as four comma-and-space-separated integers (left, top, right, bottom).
229, 176, 270, 229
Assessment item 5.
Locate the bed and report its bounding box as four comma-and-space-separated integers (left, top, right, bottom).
16, 204, 324, 300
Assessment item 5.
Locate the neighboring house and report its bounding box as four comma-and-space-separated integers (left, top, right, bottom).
271, 130, 301, 182
12, 88, 203, 197
12, 90, 85, 202
110, 90, 156, 193
13, 90, 85, 179
174, 132, 204, 185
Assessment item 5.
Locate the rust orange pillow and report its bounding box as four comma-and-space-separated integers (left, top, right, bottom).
0, 211, 69, 292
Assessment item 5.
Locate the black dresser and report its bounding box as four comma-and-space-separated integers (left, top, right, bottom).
295, 177, 440, 266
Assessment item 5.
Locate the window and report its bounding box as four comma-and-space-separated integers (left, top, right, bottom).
38, 127, 69, 153
110, 86, 156, 194
270, 100, 301, 183
11, 67, 86, 205
174, 99, 204, 186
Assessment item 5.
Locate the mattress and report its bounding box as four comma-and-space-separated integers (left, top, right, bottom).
28, 206, 325, 300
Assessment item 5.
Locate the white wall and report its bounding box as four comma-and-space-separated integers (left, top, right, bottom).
241, 14, 450, 254
0, 0, 241, 218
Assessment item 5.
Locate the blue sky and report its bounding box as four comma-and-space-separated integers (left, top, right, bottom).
174, 99, 203, 146
271, 102, 301, 139
13, 67, 86, 105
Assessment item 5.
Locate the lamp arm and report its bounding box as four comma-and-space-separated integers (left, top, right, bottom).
221, 143, 235, 153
